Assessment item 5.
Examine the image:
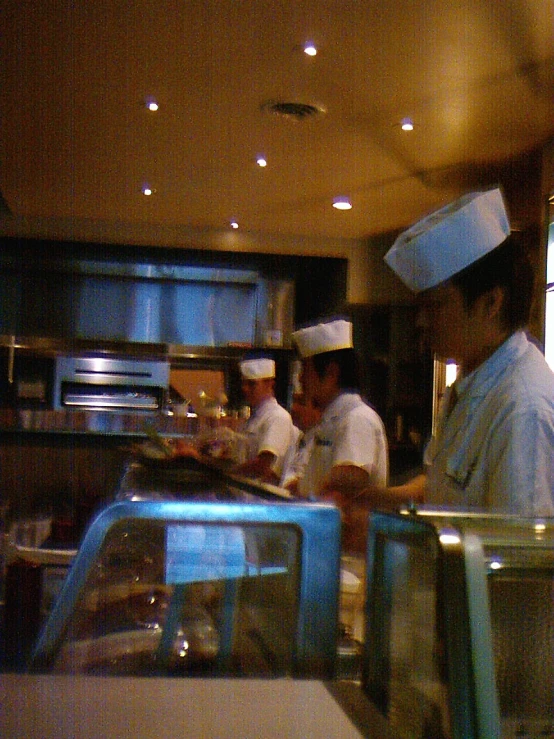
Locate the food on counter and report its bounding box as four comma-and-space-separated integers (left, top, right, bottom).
197, 426, 248, 465
130, 426, 202, 465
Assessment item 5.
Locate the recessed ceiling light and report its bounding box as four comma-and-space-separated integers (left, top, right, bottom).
401, 117, 414, 131
332, 197, 352, 210
304, 43, 317, 56
145, 97, 159, 112
256, 156, 267, 167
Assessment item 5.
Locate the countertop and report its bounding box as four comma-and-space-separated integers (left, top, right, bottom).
0, 674, 396, 738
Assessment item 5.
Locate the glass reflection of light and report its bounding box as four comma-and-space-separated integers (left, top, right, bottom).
438, 532, 461, 545
179, 641, 190, 658
445, 362, 458, 387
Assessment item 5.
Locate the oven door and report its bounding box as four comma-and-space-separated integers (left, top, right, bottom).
53, 357, 169, 411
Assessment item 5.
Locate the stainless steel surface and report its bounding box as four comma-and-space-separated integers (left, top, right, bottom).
53, 356, 169, 411
62, 393, 159, 410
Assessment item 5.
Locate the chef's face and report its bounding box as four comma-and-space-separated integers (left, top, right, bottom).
298, 357, 328, 409
416, 281, 482, 367
290, 392, 321, 431
241, 377, 273, 408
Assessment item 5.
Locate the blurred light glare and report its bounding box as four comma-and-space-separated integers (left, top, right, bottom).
142, 187, 153, 196
438, 533, 461, 545
401, 117, 414, 131
304, 44, 317, 56
145, 97, 159, 111
445, 362, 458, 387
256, 156, 267, 167
333, 197, 352, 210
230, 220, 239, 229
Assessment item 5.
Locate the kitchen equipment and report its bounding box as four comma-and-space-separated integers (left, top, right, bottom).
53, 357, 169, 412
363, 510, 554, 739
31, 498, 341, 678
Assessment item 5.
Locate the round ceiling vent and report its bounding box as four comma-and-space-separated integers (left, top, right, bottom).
261, 100, 327, 121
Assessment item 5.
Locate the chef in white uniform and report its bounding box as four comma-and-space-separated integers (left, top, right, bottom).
279, 391, 321, 493
290, 318, 388, 506
382, 186, 554, 515
233, 354, 294, 484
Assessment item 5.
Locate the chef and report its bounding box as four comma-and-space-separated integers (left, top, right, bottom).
233, 353, 294, 484
279, 391, 321, 493
379, 186, 554, 515
290, 318, 388, 508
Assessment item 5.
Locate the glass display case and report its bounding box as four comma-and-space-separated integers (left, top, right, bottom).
31, 498, 341, 679
362, 510, 554, 739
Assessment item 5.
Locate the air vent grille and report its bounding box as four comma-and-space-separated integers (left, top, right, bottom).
261, 100, 326, 121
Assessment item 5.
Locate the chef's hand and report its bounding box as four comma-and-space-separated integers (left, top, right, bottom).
232, 451, 279, 483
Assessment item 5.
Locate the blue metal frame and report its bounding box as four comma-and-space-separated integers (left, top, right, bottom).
32, 499, 341, 678
363, 511, 479, 739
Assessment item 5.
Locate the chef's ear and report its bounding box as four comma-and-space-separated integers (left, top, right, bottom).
326, 360, 340, 384
482, 285, 505, 320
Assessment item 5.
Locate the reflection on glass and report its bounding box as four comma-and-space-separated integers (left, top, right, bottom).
51, 520, 300, 677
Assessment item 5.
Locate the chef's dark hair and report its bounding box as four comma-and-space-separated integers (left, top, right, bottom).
311, 348, 361, 391
450, 231, 535, 332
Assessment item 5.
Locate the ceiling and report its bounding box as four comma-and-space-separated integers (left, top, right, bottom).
1, 0, 553, 243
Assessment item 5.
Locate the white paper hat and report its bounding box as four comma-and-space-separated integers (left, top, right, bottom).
292, 318, 353, 359
384, 187, 510, 293
239, 357, 275, 379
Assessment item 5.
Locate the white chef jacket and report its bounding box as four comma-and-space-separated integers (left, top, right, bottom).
425, 331, 554, 515
298, 392, 388, 499
279, 425, 317, 489
243, 396, 294, 478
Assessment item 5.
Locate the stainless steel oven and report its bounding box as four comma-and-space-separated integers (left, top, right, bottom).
53, 356, 170, 412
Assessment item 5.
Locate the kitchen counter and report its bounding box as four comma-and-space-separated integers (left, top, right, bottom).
0, 674, 396, 738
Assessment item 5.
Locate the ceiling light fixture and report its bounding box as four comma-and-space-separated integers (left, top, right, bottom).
401, 117, 414, 131
230, 220, 239, 229
332, 197, 352, 211
142, 186, 153, 196
304, 43, 317, 56
256, 156, 267, 167
144, 97, 159, 112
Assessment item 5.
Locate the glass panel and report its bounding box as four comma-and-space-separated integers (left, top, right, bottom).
486, 558, 554, 737
545, 217, 554, 371
385, 538, 450, 739
51, 519, 301, 677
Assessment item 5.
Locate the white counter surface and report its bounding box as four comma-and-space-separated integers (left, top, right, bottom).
0, 674, 392, 738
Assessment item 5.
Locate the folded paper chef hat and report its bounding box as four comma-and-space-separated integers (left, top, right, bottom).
292, 318, 353, 358
239, 356, 275, 379
384, 187, 511, 293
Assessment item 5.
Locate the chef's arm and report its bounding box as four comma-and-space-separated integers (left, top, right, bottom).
320, 468, 427, 553
319, 464, 371, 497
233, 451, 279, 483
